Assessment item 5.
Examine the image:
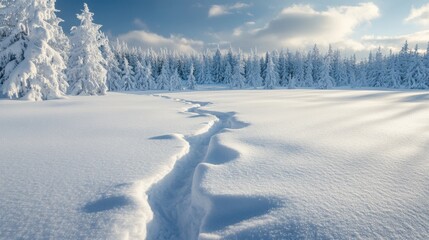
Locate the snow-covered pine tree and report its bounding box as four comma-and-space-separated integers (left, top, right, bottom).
169, 68, 182, 91
143, 61, 155, 90
203, 53, 213, 84
99, 33, 121, 91
406, 45, 429, 89
231, 53, 245, 89
264, 52, 278, 89
311, 45, 323, 86
248, 50, 262, 88
1, 0, 69, 100
277, 50, 287, 86
0, 0, 28, 92
223, 61, 233, 85
303, 53, 314, 87
244, 56, 251, 83
157, 60, 170, 90
332, 50, 348, 86
133, 59, 145, 90
387, 54, 400, 88
212, 48, 223, 83
224, 47, 234, 84
187, 63, 196, 90
121, 57, 135, 91
293, 51, 305, 87
288, 74, 296, 89
67, 3, 107, 96
398, 41, 410, 86
346, 55, 357, 87
317, 58, 334, 89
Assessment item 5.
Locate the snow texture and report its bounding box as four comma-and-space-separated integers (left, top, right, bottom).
0, 89, 428, 239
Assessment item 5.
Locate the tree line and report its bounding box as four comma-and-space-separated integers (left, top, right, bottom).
0, 0, 428, 101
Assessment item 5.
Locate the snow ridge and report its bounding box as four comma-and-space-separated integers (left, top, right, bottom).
146, 95, 249, 240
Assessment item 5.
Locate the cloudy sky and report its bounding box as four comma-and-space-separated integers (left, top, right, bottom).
57, 0, 429, 54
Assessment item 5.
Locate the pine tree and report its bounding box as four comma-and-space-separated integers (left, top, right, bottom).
406, 45, 429, 89
398, 41, 410, 86
157, 60, 170, 90
317, 59, 334, 89
143, 62, 155, 90
264, 52, 278, 89
288, 74, 296, 89
99, 34, 121, 91
387, 55, 400, 88
231, 53, 245, 89
67, 3, 107, 96
121, 58, 135, 91
134, 59, 145, 90
169, 68, 182, 91
1, 0, 69, 100
212, 48, 223, 83
248, 50, 262, 88
304, 53, 314, 87
223, 61, 233, 85
311, 45, 323, 85
203, 53, 213, 84
187, 64, 196, 90
0, 0, 28, 92
293, 51, 305, 87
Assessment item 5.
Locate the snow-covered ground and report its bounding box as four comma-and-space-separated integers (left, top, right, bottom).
1, 89, 428, 239
0, 93, 213, 239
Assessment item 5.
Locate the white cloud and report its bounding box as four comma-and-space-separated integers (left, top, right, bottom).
118, 30, 204, 53
221, 2, 380, 52
132, 18, 148, 30
208, 2, 251, 17
405, 3, 429, 26
362, 30, 429, 52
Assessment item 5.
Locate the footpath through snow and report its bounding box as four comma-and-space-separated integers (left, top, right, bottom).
145, 95, 248, 240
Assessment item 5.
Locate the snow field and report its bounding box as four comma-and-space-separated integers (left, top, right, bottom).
0, 92, 212, 239
0, 89, 428, 239
162, 89, 429, 239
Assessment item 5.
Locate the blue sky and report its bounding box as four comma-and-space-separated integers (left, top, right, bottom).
56, 0, 429, 54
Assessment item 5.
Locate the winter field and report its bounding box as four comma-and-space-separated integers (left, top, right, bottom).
0, 89, 428, 239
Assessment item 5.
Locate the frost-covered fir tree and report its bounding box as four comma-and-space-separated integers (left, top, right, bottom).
169, 68, 182, 91
143, 62, 155, 90
223, 61, 233, 85
212, 48, 223, 83
304, 53, 314, 87
332, 50, 348, 86
157, 61, 170, 90
317, 59, 334, 89
406, 45, 429, 89
133, 59, 145, 90
277, 50, 287, 86
264, 52, 278, 89
100, 34, 121, 91
67, 3, 107, 96
224, 47, 234, 85
311, 45, 323, 85
347, 55, 357, 87
231, 53, 245, 89
121, 58, 136, 91
187, 64, 196, 90
248, 50, 262, 88
1, 0, 69, 100
387, 55, 400, 88
0, 0, 28, 91
288, 74, 296, 89
203, 53, 213, 84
